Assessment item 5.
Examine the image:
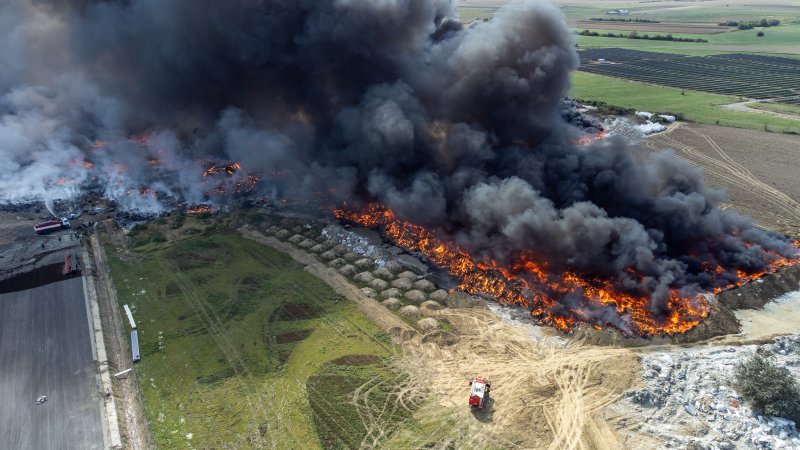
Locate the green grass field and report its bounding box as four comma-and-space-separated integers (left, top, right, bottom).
105, 218, 419, 449
576, 23, 800, 56
569, 72, 800, 134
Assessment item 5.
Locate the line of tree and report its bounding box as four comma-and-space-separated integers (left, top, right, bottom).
589, 17, 660, 23
719, 18, 780, 29
579, 29, 708, 43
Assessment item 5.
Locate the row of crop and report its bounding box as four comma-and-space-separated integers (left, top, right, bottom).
578, 65, 797, 99
579, 49, 800, 69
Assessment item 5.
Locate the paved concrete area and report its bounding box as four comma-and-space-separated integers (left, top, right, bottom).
0, 277, 105, 449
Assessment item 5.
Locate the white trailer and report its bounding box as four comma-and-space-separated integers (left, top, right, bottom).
123, 304, 137, 330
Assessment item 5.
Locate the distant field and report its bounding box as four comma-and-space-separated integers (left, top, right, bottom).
577, 49, 800, 104
106, 220, 409, 449
576, 23, 800, 56
573, 21, 731, 34
458, 7, 496, 22
457, 5, 800, 56
569, 71, 800, 134
460, 1, 800, 24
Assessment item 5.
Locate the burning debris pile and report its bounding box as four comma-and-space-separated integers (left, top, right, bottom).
336, 204, 798, 336
1, 0, 797, 335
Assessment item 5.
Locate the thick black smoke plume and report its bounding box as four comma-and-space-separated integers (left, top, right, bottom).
0, 0, 796, 329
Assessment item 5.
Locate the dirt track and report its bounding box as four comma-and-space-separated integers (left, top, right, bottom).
644, 123, 800, 237
402, 309, 638, 449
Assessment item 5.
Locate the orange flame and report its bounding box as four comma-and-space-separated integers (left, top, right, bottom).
335, 204, 799, 336
571, 131, 608, 145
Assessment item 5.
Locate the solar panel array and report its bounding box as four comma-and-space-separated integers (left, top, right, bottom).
578, 48, 800, 106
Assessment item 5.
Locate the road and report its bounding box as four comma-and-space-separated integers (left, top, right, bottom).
0, 276, 105, 449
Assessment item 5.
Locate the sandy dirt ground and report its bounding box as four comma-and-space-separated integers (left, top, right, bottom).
736, 290, 800, 340
644, 122, 800, 238
401, 308, 639, 449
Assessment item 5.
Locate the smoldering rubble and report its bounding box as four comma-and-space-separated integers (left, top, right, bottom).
0, 0, 796, 329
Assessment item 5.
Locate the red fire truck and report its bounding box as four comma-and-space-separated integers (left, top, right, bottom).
469, 377, 491, 409
33, 218, 70, 235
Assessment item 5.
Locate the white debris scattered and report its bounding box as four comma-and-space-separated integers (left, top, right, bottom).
637, 121, 667, 135
636, 111, 653, 119
603, 117, 667, 138
320, 225, 386, 262
615, 336, 800, 449
658, 114, 676, 122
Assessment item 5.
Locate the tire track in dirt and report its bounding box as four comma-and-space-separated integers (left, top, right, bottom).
688, 128, 800, 220
401, 309, 638, 449
644, 129, 800, 225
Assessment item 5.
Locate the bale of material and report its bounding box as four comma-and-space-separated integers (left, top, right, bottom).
388, 326, 418, 342
399, 305, 421, 318
275, 229, 291, 240
338, 265, 357, 277
370, 279, 389, 291
319, 239, 336, 250
385, 260, 403, 274
405, 289, 427, 303
304, 230, 318, 239
299, 239, 316, 249
421, 300, 444, 311
310, 244, 326, 254
381, 288, 402, 299
397, 271, 417, 280
382, 298, 402, 310
320, 251, 337, 261
372, 268, 394, 280
264, 226, 279, 235
291, 226, 304, 234
417, 317, 439, 331
421, 330, 459, 346
354, 258, 374, 270
343, 252, 360, 263
391, 278, 414, 290
354, 271, 374, 283
328, 258, 346, 269
413, 279, 436, 293
447, 291, 483, 309
332, 244, 348, 255
289, 234, 305, 245
430, 289, 448, 302
361, 287, 377, 298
